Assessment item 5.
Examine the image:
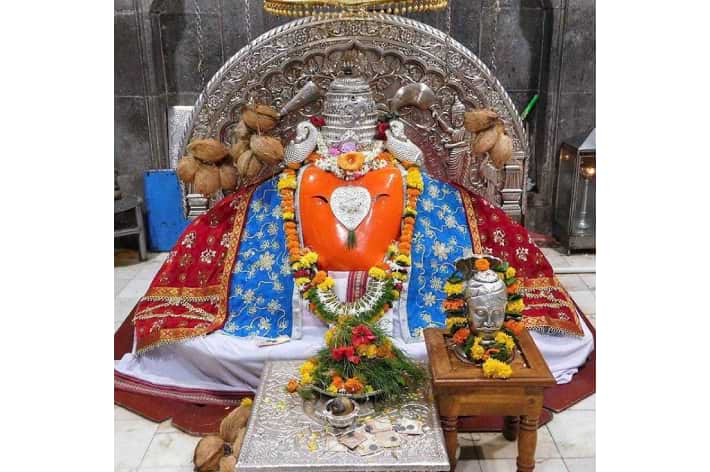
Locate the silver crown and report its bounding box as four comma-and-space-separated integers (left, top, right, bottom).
320, 76, 378, 147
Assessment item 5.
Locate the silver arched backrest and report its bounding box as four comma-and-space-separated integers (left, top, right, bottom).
177, 13, 528, 221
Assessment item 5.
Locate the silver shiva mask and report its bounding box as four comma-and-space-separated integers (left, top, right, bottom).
456, 256, 508, 343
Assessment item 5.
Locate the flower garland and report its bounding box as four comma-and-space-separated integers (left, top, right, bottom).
286, 317, 424, 398
277, 156, 423, 326
443, 258, 526, 379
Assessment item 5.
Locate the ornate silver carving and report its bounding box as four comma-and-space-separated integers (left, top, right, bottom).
285, 121, 319, 164
237, 361, 449, 472
390, 83, 436, 112
330, 186, 372, 231
321, 75, 378, 147
177, 13, 529, 220
385, 119, 424, 166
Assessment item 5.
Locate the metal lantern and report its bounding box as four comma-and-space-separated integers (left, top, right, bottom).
553, 129, 596, 253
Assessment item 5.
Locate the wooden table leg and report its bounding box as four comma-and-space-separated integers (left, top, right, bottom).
440, 415, 459, 472
516, 415, 538, 472
503, 415, 520, 441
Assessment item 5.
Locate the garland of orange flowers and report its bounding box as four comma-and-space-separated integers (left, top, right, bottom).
277, 152, 422, 325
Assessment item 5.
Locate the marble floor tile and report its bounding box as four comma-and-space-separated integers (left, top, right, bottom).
136, 262, 163, 280
118, 278, 153, 299
471, 427, 560, 460
547, 410, 595, 458
479, 458, 568, 472
115, 296, 140, 326
564, 457, 595, 471
557, 275, 588, 292
115, 276, 131, 296
115, 405, 148, 421
567, 290, 595, 316
565, 254, 595, 268
456, 459, 483, 471
569, 394, 595, 411
140, 431, 201, 469
579, 274, 595, 290
115, 419, 159, 470
115, 263, 142, 279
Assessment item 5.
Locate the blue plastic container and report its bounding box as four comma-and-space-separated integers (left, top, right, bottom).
143, 169, 189, 252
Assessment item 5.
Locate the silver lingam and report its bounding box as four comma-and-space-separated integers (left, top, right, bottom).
456, 255, 508, 349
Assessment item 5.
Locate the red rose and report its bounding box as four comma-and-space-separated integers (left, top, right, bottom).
351, 325, 376, 348
310, 115, 326, 127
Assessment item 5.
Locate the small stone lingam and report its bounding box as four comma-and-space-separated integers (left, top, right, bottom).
323, 397, 360, 428
456, 255, 508, 349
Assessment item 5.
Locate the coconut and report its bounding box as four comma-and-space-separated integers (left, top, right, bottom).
250, 135, 284, 165
231, 426, 247, 459
219, 164, 239, 190
229, 139, 250, 161
193, 435, 225, 472
242, 104, 279, 132
233, 120, 251, 141
219, 455, 237, 472
187, 139, 229, 163
236, 150, 263, 178
176, 155, 199, 183
193, 164, 221, 195
219, 403, 251, 443
464, 109, 499, 133
489, 133, 513, 169
472, 124, 501, 155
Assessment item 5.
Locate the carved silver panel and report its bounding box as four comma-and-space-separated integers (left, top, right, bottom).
237, 360, 449, 472
177, 13, 529, 220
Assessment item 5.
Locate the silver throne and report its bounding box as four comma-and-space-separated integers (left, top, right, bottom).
175, 13, 529, 222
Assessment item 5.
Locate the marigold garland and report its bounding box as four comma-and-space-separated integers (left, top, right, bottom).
280, 152, 427, 399
277, 156, 422, 326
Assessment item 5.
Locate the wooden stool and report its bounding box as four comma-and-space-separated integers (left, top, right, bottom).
424, 328, 555, 472
114, 195, 147, 261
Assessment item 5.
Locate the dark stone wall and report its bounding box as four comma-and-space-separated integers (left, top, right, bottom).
114, 0, 595, 234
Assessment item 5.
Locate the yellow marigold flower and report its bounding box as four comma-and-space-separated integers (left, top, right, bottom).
326, 384, 338, 394
506, 298, 525, 314
445, 317, 468, 330
300, 251, 319, 267
387, 243, 399, 256
291, 262, 302, 271
299, 360, 317, 376
366, 344, 378, 358
295, 277, 311, 286
240, 397, 253, 407
482, 358, 512, 379
505, 267, 516, 279
394, 254, 411, 266
368, 267, 388, 280
337, 315, 351, 326
282, 211, 295, 221
443, 281, 464, 296
277, 175, 297, 191
317, 276, 335, 291
324, 327, 336, 347
301, 372, 314, 384
471, 343, 485, 361
403, 206, 418, 217
391, 289, 400, 300
495, 332, 516, 351
392, 272, 407, 281
406, 168, 424, 190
